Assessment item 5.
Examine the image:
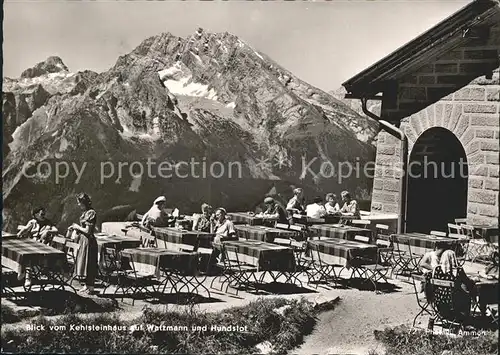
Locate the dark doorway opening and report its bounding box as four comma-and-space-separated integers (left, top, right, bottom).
406, 127, 468, 233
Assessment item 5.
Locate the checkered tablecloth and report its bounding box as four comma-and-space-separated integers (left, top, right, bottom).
95, 234, 142, 267
391, 233, 458, 256
234, 225, 296, 243
121, 248, 198, 278
227, 212, 264, 225
306, 238, 378, 268
309, 224, 373, 242
152, 227, 216, 251
219, 240, 295, 272
1, 238, 67, 280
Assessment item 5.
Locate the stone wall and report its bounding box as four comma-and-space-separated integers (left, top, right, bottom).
371, 31, 500, 226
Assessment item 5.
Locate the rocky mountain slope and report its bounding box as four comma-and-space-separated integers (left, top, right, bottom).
2, 30, 377, 231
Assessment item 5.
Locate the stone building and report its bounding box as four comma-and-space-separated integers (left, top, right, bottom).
343, 0, 499, 233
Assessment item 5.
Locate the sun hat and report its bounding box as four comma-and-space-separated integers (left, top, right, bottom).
154, 196, 167, 205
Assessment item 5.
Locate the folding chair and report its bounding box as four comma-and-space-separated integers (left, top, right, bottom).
454, 218, 468, 225
354, 234, 371, 244
49, 235, 67, 252
141, 234, 158, 248
358, 249, 392, 293
463, 225, 489, 263
65, 241, 80, 281
210, 244, 257, 295
410, 273, 435, 327
428, 278, 466, 333
1, 266, 18, 300
430, 231, 447, 237
352, 219, 371, 228
374, 233, 394, 268
101, 244, 130, 296
447, 223, 463, 239
307, 243, 341, 288
392, 238, 421, 277
121, 252, 157, 305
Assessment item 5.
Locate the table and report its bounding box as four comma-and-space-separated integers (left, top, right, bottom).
309, 224, 373, 242
391, 233, 458, 256
220, 240, 295, 272
227, 212, 264, 226
1, 238, 73, 292
121, 248, 208, 297
95, 234, 142, 269
307, 238, 378, 268
152, 227, 216, 251
234, 225, 296, 243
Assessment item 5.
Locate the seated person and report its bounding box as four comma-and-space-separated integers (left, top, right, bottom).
286, 188, 306, 217
17, 207, 57, 243
141, 196, 172, 229
324, 193, 341, 215
339, 191, 360, 218
192, 203, 213, 233
425, 250, 480, 321
211, 208, 236, 243
419, 242, 447, 273
262, 197, 288, 224
306, 197, 327, 219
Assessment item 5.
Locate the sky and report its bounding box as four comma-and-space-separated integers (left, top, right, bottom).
3, 0, 470, 91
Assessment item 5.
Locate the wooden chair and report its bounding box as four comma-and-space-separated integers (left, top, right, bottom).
141, 234, 158, 248
352, 219, 371, 228
354, 234, 371, 244
430, 231, 447, 237
307, 243, 341, 288
50, 235, 67, 251
447, 223, 463, 239
374, 233, 394, 267
410, 273, 435, 327
358, 250, 392, 293
454, 218, 468, 225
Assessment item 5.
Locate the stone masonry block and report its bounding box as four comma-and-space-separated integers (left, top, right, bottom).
470, 164, 489, 177
481, 140, 500, 152
485, 178, 499, 191
486, 87, 500, 101
372, 191, 398, 203
490, 166, 499, 178
454, 114, 469, 138
435, 103, 444, 126
383, 180, 400, 192
426, 106, 436, 127
468, 152, 486, 165
469, 189, 497, 205
461, 129, 475, 148
437, 49, 463, 61
466, 140, 481, 155
475, 129, 495, 138
373, 179, 383, 190
467, 203, 478, 214
443, 103, 454, 128
470, 114, 500, 126
469, 178, 484, 189
378, 145, 396, 155
454, 87, 486, 101
478, 205, 499, 217
435, 63, 458, 74
464, 103, 498, 114
371, 202, 383, 211
383, 204, 400, 214
448, 104, 463, 131
485, 153, 499, 164
419, 75, 436, 84
418, 64, 435, 74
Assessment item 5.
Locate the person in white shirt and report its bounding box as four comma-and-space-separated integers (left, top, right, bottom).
141, 196, 171, 229
324, 193, 341, 215
339, 191, 360, 218
286, 188, 305, 219
211, 207, 236, 243
306, 197, 327, 219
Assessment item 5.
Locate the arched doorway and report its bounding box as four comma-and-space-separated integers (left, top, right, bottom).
406, 127, 468, 233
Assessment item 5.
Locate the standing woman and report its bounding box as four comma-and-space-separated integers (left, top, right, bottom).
68, 192, 98, 295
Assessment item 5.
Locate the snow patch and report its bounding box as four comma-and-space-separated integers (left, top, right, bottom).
59, 137, 69, 152
225, 102, 236, 109
163, 76, 218, 100
254, 50, 264, 60
158, 63, 183, 81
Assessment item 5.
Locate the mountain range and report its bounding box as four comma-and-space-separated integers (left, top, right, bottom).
2, 29, 377, 231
